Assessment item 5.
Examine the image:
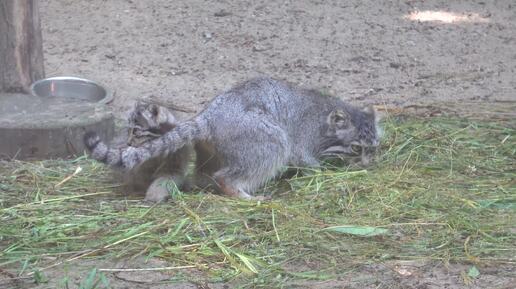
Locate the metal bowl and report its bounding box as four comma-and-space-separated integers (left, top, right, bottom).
30, 76, 112, 104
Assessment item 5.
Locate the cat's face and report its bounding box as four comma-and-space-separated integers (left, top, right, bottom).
322, 107, 381, 166
129, 102, 177, 134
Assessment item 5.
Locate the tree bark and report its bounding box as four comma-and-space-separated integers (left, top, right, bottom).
0, 0, 44, 93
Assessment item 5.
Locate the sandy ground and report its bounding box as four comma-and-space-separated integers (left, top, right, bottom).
7, 0, 515, 288
40, 0, 515, 118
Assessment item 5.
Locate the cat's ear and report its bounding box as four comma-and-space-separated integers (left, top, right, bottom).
363, 105, 381, 123
327, 109, 351, 129
129, 101, 142, 120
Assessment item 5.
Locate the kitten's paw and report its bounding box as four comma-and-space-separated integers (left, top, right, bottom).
144, 176, 175, 203
144, 186, 170, 203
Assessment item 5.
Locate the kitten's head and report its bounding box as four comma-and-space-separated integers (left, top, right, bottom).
322, 106, 381, 166
128, 101, 178, 134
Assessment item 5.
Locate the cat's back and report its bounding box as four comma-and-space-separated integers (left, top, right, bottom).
213, 77, 309, 117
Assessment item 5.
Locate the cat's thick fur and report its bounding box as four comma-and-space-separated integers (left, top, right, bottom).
85, 77, 380, 199
114, 102, 191, 202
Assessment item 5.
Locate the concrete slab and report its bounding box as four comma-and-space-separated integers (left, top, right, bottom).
0, 93, 114, 160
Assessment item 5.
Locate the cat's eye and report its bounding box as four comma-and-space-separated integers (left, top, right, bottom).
351, 144, 362, 154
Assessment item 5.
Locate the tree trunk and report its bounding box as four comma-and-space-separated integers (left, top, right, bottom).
0, 0, 44, 93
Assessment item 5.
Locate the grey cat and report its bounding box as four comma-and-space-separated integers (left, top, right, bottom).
114, 101, 191, 202
85, 77, 380, 200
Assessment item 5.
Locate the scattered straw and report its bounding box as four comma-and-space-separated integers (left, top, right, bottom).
0, 116, 514, 287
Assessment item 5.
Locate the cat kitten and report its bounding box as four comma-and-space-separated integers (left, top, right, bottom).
112, 101, 192, 202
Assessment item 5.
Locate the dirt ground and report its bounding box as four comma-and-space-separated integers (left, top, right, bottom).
9, 0, 516, 288
40, 0, 515, 118
6, 258, 515, 289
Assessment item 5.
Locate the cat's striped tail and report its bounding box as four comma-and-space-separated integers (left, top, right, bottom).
84, 118, 208, 170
